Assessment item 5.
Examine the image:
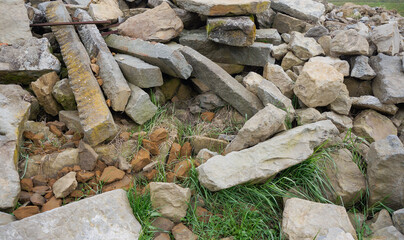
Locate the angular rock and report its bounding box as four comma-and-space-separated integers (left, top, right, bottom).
305, 25, 329, 40
371, 23, 400, 56
273, 13, 307, 34
256, 7, 275, 29
100, 166, 125, 184
190, 136, 228, 154
322, 111, 353, 132
263, 63, 295, 98
225, 104, 286, 153
52, 78, 77, 110
328, 84, 352, 115
344, 77, 373, 97
294, 62, 344, 108
216, 63, 244, 75
0, 85, 31, 210
105, 34, 192, 79
31, 71, 62, 116
351, 96, 398, 115
289, 32, 324, 60
319, 35, 332, 56
197, 120, 338, 191
13, 206, 40, 220
74, 9, 131, 112
393, 209, 404, 234
0, 190, 142, 239
207, 16, 256, 47
370, 54, 404, 104
0, 212, 15, 226
353, 110, 397, 143
318, 227, 356, 240
309, 56, 350, 77
118, 3, 183, 42
0, 38, 61, 84
367, 135, 404, 210
330, 29, 369, 56
53, 172, 78, 198
194, 93, 225, 111
350, 56, 376, 80
296, 108, 325, 125
88, 0, 123, 21
179, 46, 263, 118
368, 209, 394, 234
172, 223, 198, 240
179, 29, 274, 67
281, 51, 304, 70
255, 29, 282, 45
59, 110, 84, 133
46, 3, 117, 146
114, 54, 163, 88
150, 182, 191, 222
271, 0, 325, 22
282, 198, 357, 239
79, 140, 98, 171
271, 43, 288, 60
0, 0, 32, 44
125, 83, 158, 125
175, 0, 270, 16
372, 226, 404, 239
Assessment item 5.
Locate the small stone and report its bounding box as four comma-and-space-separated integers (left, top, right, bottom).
372, 226, 404, 239
49, 125, 63, 138
328, 84, 352, 115
155, 233, 171, 240
368, 209, 394, 233
19, 191, 32, 203
392, 209, 404, 234
53, 172, 78, 199
190, 136, 228, 155
174, 160, 192, 179
100, 166, 125, 184
78, 140, 98, 171
90, 64, 100, 76
296, 108, 325, 125
30, 193, 46, 206
272, 43, 288, 60
13, 206, 40, 220
33, 186, 50, 196
88, 0, 123, 21
180, 142, 192, 159
330, 29, 369, 56
150, 128, 168, 145
196, 149, 218, 164
102, 175, 133, 192
322, 111, 353, 133
76, 171, 95, 183
143, 140, 160, 156
281, 51, 304, 70
371, 23, 400, 56
0, 212, 15, 226
263, 63, 295, 98
172, 223, 198, 240
167, 143, 182, 166
152, 217, 175, 233
288, 32, 324, 61
201, 112, 215, 122
305, 25, 329, 39
273, 13, 306, 34
255, 29, 282, 45
350, 56, 376, 80
351, 96, 398, 116
270, 0, 325, 22
20, 178, 33, 192
31, 72, 62, 116
353, 110, 397, 143
70, 189, 84, 198
120, 132, 131, 141
52, 78, 77, 110
131, 149, 151, 173
256, 6, 276, 29
125, 83, 158, 125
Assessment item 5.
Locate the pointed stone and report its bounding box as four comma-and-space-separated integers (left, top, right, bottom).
125, 83, 158, 125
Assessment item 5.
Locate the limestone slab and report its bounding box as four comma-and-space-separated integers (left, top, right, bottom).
0, 0, 32, 44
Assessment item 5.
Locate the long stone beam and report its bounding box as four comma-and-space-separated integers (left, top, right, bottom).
46, 2, 117, 146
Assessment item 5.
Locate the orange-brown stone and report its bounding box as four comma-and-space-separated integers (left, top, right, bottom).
13, 206, 40, 220
131, 149, 151, 172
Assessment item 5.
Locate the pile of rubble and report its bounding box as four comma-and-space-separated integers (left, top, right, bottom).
0, 0, 404, 239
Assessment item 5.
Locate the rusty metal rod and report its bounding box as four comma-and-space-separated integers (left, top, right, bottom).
30, 20, 111, 27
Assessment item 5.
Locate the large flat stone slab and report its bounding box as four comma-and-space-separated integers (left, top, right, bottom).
179, 30, 274, 67
46, 2, 117, 146
175, 0, 270, 16
105, 34, 192, 79
74, 9, 131, 112
271, 0, 325, 22
180, 46, 263, 118
0, 189, 142, 239
197, 120, 339, 191
0, 85, 32, 210
0, 0, 32, 44
0, 38, 61, 84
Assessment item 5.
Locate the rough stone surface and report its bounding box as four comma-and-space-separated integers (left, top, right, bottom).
207, 16, 256, 47
392, 209, 404, 234
0, 0, 32, 44
172, 223, 198, 240
256, 6, 275, 28
74, 9, 131, 112
322, 111, 353, 132
125, 83, 158, 125
0, 212, 15, 226
368, 209, 394, 234
150, 182, 191, 222
351, 95, 398, 115
197, 120, 338, 191
114, 54, 163, 88
350, 56, 376, 80
344, 77, 373, 97
272, 43, 288, 60
372, 226, 404, 239
371, 23, 401, 56
305, 25, 329, 40
309, 56, 350, 77
175, 0, 270, 16
296, 108, 325, 125
0, 190, 142, 239
370, 54, 404, 104
329, 84, 352, 115
294, 62, 344, 108
105, 34, 192, 79
282, 198, 357, 240
179, 30, 274, 67
317, 227, 355, 240
281, 51, 304, 70
59, 110, 84, 133
79, 140, 98, 171
367, 135, 404, 210
263, 63, 295, 98
118, 3, 183, 42
0, 85, 31, 210
273, 13, 307, 34
0, 38, 61, 84
225, 104, 286, 153
52, 78, 77, 110
52, 172, 78, 198
271, 0, 325, 22
255, 29, 282, 45
88, 0, 123, 21
330, 29, 369, 56
190, 136, 228, 154
31, 71, 62, 116
46, 3, 117, 146
353, 110, 397, 143
289, 32, 324, 60
180, 46, 263, 118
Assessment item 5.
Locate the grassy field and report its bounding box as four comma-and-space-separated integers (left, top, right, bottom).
330, 0, 404, 16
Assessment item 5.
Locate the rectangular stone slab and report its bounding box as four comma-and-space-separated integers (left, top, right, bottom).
179, 30, 274, 67
179, 46, 263, 118
0, 0, 32, 44
197, 120, 339, 191
46, 2, 117, 146
105, 34, 192, 79
271, 0, 325, 22
74, 9, 131, 112
0, 189, 142, 239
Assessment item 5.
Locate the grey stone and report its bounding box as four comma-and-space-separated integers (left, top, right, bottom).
273, 13, 307, 34
105, 34, 192, 79
125, 83, 158, 125
179, 30, 274, 67
368, 209, 394, 234
322, 111, 353, 133
371, 23, 401, 56
309, 56, 350, 77
255, 29, 282, 45
24, 121, 58, 142
330, 29, 369, 56
0, 0, 32, 44
114, 54, 163, 88
263, 63, 295, 98
59, 110, 84, 133
0, 212, 15, 226
296, 108, 325, 125
0, 38, 61, 84
370, 54, 404, 104
194, 93, 225, 111
74, 9, 131, 112
79, 140, 98, 171
271, 0, 325, 22
393, 209, 404, 234
305, 25, 329, 39
0, 85, 31, 210
350, 56, 376, 80
179, 46, 263, 118
351, 96, 398, 115
256, 6, 276, 28
225, 104, 286, 153
88, 0, 123, 21
53, 171, 77, 199
207, 16, 256, 47
317, 227, 355, 240
197, 120, 338, 191
367, 135, 404, 210
328, 85, 352, 115
0, 190, 142, 239
344, 77, 373, 97
196, 149, 218, 163
52, 78, 77, 110
372, 226, 404, 239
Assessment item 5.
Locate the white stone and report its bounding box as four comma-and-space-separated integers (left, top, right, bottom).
289, 32, 324, 61
0, 0, 32, 44
88, 0, 123, 21
263, 63, 295, 98
309, 56, 350, 77
271, 0, 325, 22
53, 172, 78, 199
371, 23, 401, 56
